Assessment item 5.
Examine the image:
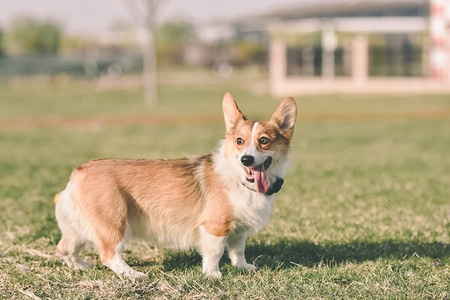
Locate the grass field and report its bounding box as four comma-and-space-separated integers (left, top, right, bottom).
0, 70, 449, 299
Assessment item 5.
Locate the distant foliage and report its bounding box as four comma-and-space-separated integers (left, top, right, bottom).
157, 21, 196, 65
10, 16, 62, 55
233, 41, 268, 65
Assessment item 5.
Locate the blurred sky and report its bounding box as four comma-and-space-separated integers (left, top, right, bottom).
0, 0, 301, 35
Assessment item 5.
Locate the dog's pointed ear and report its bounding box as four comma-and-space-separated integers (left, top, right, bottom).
223, 92, 244, 133
271, 97, 297, 140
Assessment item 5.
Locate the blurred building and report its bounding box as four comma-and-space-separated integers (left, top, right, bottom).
3, 0, 450, 95
264, 0, 450, 95
194, 0, 450, 94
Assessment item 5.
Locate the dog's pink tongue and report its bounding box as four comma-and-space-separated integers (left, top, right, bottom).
253, 165, 269, 193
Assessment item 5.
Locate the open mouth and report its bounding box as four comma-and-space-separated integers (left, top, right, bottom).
244, 157, 272, 193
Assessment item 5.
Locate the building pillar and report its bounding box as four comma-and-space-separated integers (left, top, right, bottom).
269, 38, 287, 95
429, 0, 449, 80
321, 24, 337, 78
351, 35, 369, 85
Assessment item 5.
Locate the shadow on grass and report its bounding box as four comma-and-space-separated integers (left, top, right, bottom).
162, 250, 202, 272
161, 239, 448, 272
245, 239, 449, 269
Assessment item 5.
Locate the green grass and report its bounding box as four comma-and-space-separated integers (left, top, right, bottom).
0, 70, 449, 299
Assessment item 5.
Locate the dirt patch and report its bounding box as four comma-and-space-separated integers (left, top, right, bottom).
299, 110, 450, 122
0, 114, 224, 130
1, 110, 449, 131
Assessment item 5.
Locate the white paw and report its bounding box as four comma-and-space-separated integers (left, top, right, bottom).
105, 253, 147, 279
238, 263, 257, 272
59, 254, 92, 270
204, 269, 223, 279
75, 260, 93, 270
121, 269, 147, 279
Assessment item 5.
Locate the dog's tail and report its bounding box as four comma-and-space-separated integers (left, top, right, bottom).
53, 192, 62, 204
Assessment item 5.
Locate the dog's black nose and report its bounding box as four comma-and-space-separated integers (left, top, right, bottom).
241, 155, 254, 166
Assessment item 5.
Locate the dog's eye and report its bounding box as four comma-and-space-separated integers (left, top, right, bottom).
259, 137, 270, 145
236, 138, 244, 145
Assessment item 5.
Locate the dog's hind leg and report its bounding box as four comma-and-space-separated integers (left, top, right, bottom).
55, 191, 92, 270
100, 240, 146, 278
92, 197, 146, 278
56, 235, 92, 270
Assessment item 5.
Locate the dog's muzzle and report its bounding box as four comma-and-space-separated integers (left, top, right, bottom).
240, 156, 284, 194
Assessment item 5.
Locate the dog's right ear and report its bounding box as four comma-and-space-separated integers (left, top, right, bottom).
223, 92, 244, 133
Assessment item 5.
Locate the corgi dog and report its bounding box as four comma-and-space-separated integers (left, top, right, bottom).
55, 93, 297, 278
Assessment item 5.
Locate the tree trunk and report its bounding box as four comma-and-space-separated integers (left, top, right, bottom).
143, 1, 158, 106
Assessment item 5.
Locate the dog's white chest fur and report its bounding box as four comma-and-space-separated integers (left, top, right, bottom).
228, 188, 274, 233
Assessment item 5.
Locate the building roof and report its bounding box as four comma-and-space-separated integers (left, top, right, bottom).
261, 0, 429, 20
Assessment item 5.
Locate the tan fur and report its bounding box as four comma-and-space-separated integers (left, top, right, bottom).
55, 93, 297, 278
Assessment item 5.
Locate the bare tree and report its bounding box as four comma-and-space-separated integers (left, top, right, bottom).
123, 0, 165, 106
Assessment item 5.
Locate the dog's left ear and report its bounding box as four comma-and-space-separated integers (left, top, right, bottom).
271, 97, 297, 140
223, 92, 244, 133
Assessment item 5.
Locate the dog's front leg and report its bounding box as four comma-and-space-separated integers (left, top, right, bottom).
198, 226, 227, 278
226, 232, 257, 272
